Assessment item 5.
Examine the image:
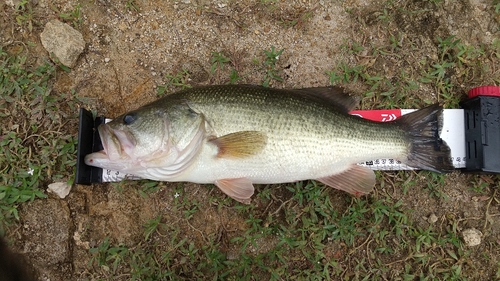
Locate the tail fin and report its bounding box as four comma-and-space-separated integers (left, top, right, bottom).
395, 104, 454, 173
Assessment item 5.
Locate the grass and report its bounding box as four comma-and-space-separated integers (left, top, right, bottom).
0, 47, 84, 235
210, 51, 242, 84
157, 69, 192, 96
73, 2, 500, 277
422, 172, 448, 199
328, 10, 497, 109
85, 170, 488, 280
58, 4, 82, 28
158, 46, 284, 90
2, 0, 500, 280
84, 179, 481, 280
262, 46, 285, 87
278, 7, 314, 29
14, 0, 34, 32
125, 0, 140, 12
143, 214, 164, 241
210, 51, 231, 74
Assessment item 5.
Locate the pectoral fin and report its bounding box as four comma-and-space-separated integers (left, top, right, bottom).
214, 178, 255, 204
317, 165, 375, 196
210, 131, 267, 159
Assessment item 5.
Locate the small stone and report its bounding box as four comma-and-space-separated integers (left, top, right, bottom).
104, 57, 110, 63
462, 228, 482, 247
47, 182, 72, 199
428, 213, 438, 224
73, 231, 90, 249
40, 20, 85, 68
5, 0, 20, 8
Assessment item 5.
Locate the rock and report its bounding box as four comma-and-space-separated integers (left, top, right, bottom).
40, 20, 85, 68
462, 228, 482, 247
47, 182, 72, 199
428, 213, 438, 224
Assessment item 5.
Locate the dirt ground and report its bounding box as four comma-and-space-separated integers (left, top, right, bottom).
1, 0, 500, 280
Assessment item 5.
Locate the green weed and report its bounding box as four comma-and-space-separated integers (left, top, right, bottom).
469, 178, 489, 194
0, 49, 83, 231
329, 198, 368, 245
423, 172, 448, 199
171, 185, 200, 220
59, 4, 82, 28
125, 0, 140, 12
412, 226, 437, 253
262, 46, 285, 87
143, 215, 165, 241
14, 0, 33, 32
229, 69, 241, 84
378, 8, 391, 24
494, 0, 500, 15
89, 237, 130, 274
210, 52, 231, 74
138, 180, 161, 197
157, 69, 192, 96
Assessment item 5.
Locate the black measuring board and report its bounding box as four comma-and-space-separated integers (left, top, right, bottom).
75, 108, 105, 184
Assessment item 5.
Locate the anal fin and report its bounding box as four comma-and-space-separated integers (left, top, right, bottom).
214, 178, 255, 204
317, 165, 375, 197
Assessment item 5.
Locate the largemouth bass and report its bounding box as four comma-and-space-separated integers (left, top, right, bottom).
85, 85, 453, 203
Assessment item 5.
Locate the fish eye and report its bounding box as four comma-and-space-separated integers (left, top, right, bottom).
123, 113, 137, 125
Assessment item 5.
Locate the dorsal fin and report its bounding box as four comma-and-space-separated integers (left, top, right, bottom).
237, 84, 359, 113
290, 86, 359, 113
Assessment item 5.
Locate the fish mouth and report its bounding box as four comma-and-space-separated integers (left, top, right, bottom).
97, 124, 136, 160
84, 124, 137, 171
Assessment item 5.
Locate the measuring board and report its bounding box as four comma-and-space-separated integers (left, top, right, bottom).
75, 86, 500, 184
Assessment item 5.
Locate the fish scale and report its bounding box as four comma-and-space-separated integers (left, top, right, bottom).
182, 88, 414, 176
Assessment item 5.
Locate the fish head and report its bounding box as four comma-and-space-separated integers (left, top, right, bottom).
85, 106, 171, 171
85, 102, 206, 177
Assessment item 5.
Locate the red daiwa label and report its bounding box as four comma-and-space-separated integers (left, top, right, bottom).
349, 110, 403, 122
